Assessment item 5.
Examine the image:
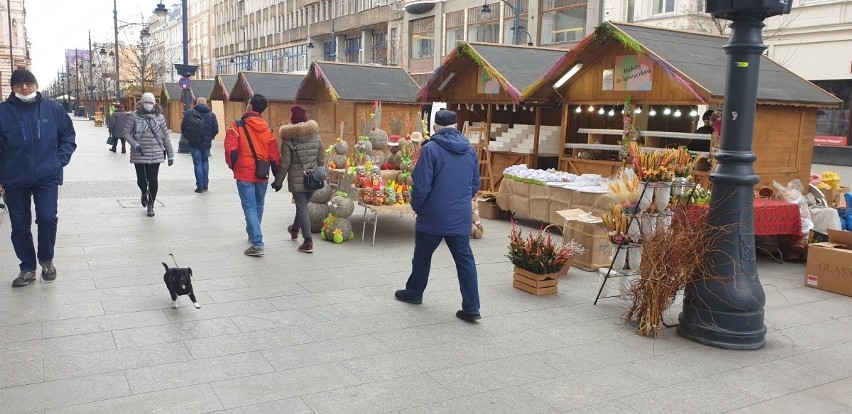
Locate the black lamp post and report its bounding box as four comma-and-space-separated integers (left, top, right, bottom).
155, 1, 197, 153
678, 0, 793, 350
479, 0, 524, 45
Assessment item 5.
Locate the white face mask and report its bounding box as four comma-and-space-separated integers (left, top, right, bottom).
15, 91, 37, 102
142, 103, 154, 111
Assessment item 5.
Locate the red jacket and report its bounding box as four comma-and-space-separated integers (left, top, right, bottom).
224, 112, 280, 183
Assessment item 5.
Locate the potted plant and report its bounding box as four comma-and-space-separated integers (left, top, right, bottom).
507, 221, 585, 296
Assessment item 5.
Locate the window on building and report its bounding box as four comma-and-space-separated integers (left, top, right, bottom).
373, 32, 387, 65
389, 27, 398, 65
468, 3, 500, 44
410, 17, 435, 59
653, 0, 675, 14
502, 0, 529, 45
445, 11, 464, 55
541, 0, 587, 45
345, 37, 361, 63
324, 41, 336, 61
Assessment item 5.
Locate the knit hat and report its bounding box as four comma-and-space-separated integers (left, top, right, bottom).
434, 109, 457, 126
291, 105, 307, 124
140, 92, 156, 105
10, 69, 37, 86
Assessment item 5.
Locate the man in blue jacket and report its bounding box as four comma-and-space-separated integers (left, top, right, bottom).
183, 97, 219, 193
0, 69, 76, 287
395, 109, 482, 321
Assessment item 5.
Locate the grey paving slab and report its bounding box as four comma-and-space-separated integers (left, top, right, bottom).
0, 372, 130, 413
125, 351, 274, 394
209, 362, 362, 409
783, 342, 852, 382
396, 386, 560, 414
428, 354, 565, 397
533, 338, 652, 376
712, 359, 833, 401
208, 397, 314, 414
111, 317, 242, 348
301, 372, 455, 414
261, 334, 392, 371
0, 332, 116, 363
520, 366, 655, 412
0, 359, 44, 388
183, 325, 314, 359
0, 323, 43, 345
266, 288, 373, 310
608, 375, 764, 413
228, 307, 347, 332
40, 310, 169, 338
0, 301, 104, 327
163, 298, 278, 323
44, 384, 223, 414
300, 310, 426, 342
728, 392, 852, 414
343, 341, 490, 383
43, 341, 193, 381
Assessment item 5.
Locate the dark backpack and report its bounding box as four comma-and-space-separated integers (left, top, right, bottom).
183, 109, 205, 147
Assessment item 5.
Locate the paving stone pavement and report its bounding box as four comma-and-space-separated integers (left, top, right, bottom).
1, 118, 851, 413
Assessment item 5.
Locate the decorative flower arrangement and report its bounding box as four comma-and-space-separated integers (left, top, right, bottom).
621, 98, 641, 164
602, 204, 631, 245
687, 185, 711, 205
608, 169, 640, 210
818, 171, 841, 190
672, 146, 703, 178
507, 221, 585, 275
627, 142, 676, 182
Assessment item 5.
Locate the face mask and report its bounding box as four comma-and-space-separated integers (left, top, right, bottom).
15, 91, 37, 102
142, 103, 154, 111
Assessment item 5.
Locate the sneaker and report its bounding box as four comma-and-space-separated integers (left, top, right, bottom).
12, 270, 37, 287
287, 225, 299, 241
456, 310, 481, 322
298, 240, 313, 253
40, 261, 57, 282
394, 290, 422, 305
194, 188, 204, 193
244, 246, 264, 257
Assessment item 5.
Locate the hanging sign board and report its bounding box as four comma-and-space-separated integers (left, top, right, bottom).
614, 55, 653, 91
477, 68, 500, 95
602, 69, 614, 91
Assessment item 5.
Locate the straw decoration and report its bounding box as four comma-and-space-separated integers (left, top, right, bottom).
312, 64, 339, 103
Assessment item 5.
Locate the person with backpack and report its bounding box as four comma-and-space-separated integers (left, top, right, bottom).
182, 97, 218, 193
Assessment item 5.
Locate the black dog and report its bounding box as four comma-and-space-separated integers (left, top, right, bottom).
162, 262, 200, 309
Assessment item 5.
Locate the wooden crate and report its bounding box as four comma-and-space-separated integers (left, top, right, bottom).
513, 267, 559, 296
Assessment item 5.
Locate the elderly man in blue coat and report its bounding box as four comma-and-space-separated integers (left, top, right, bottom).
395, 109, 482, 321
0, 69, 76, 287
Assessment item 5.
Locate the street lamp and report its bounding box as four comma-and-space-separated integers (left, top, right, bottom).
155, 0, 196, 153
479, 0, 524, 45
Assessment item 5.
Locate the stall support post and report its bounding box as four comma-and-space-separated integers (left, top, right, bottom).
678, 1, 791, 350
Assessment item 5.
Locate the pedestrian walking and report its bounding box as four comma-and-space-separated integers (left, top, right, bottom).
0, 69, 77, 287
394, 109, 482, 321
106, 103, 129, 153
224, 94, 280, 257
182, 97, 218, 193
271, 105, 323, 254
124, 92, 174, 217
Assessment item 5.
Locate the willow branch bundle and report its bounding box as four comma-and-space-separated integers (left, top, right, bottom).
624, 208, 727, 337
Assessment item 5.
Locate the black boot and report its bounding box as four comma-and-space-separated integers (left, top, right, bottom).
146, 204, 155, 217
141, 192, 148, 207
109, 146, 116, 152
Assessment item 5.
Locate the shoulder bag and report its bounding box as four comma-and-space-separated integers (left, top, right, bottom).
291, 144, 325, 190
239, 121, 270, 179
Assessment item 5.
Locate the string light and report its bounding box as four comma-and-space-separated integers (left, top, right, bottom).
689, 108, 698, 117
512, 105, 516, 112
634, 106, 642, 114
588, 105, 594, 112
649, 107, 657, 116
598, 107, 605, 115
456, 104, 461, 110
674, 108, 682, 117
608, 108, 615, 116
575, 106, 582, 113
663, 107, 672, 115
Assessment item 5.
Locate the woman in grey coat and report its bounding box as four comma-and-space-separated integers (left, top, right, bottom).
124, 92, 174, 217
271, 106, 323, 253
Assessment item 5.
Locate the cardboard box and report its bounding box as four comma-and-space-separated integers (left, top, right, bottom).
806, 229, 852, 297
478, 199, 507, 220
557, 209, 612, 271
820, 186, 850, 207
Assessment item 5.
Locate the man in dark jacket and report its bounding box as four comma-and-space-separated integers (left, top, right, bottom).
394, 109, 482, 322
106, 103, 129, 153
0, 69, 76, 287
183, 97, 219, 193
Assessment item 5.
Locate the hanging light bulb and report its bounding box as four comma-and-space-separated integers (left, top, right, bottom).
649, 107, 657, 116
674, 108, 682, 117
575, 106, 582, 113
598, 107, 605, 115
512, 105, 516, 112
588, 105, 594, 112
663, 107, 672, 115
503, 104, 508, 110
529, 106, 534, 112
689, 107, 698, 117
608, 108, 615, 116
634, 105, 642, 114
456, 104, 461, 110
480, 104, 485, 110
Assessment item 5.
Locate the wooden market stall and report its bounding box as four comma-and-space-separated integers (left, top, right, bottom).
228, 71, 307, 129
525, 21, 843, 188
294, 61, 422, 148
159, 82, 184, 132
210, 74, 238, 132
417, 42, 567, 189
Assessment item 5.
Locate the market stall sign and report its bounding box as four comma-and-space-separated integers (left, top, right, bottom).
814, 135, 848, 146
614, 55, 653, 91
477, 68, 500, 95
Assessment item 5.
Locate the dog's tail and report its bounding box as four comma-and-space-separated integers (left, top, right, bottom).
162, 262, 170, 272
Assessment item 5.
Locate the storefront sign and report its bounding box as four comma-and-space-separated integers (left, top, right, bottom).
814, 135, 848, 146
477, 68, 500, 95
602, 69, 614, 91
614, 55, 653, 91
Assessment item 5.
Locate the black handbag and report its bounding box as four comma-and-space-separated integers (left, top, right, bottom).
240, 122, 270, 179
292, 144, 325, 190
107, 135, 117, 146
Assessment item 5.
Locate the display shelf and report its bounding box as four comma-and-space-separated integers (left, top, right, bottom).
576, 128, 625, 136
565, 142, 709, 157
576, 128, 712, 141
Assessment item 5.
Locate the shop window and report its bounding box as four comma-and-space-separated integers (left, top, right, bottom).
653, 0, 675, 15
541, 5, 586, 45
410, 17, 435, 59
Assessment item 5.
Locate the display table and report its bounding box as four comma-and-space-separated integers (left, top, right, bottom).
359, 201, 415, 246
686, 198, 802, 237
495, 178, 617, 225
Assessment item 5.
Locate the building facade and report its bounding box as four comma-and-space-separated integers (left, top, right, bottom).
189, 0, 213, 79
0, 0, 30, 97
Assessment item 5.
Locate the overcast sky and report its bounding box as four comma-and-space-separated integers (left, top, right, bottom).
28, 0, 154, 89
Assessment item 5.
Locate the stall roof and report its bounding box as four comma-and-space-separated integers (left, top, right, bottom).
210, 74, 238, 101
162, 83, 183, 101
191, 79, 215, 101
417, 42, 566, 104
229, 71, 304, 102
296, 61, 420, 103
528, 21, 842, 108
